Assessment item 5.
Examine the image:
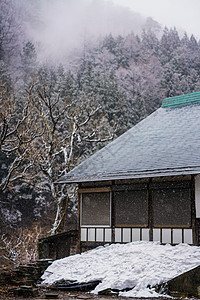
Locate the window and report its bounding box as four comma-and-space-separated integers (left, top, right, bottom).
81, 192, 111, 226
152, 188, 191, 227
114, 190, 148, 226
80, 180, 192, 231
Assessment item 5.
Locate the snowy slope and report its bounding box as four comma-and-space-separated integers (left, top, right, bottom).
41, 242, 200, 297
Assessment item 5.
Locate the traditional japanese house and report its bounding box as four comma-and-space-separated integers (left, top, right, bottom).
57, 92, 200, 251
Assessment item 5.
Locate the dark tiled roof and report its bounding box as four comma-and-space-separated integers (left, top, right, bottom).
58, 92, 200, 183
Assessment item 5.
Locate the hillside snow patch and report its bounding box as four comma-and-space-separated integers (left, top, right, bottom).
41, 242, 200, 297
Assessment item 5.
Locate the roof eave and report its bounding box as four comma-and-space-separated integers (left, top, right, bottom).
55, 166, 200, 184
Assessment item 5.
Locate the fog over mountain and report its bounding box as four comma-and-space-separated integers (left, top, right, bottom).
108, 0, 200, 40
16, 0, 161, 64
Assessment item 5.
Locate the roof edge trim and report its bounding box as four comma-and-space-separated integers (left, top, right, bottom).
56, 166, 200, 184
162, 92, 200, 108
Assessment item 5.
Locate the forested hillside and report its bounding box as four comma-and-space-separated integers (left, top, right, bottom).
1, 0, 200, 267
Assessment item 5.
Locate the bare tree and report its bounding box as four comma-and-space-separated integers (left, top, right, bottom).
26, 69, 113, 235
0, 79, 42, 194
0, 226, 41, 268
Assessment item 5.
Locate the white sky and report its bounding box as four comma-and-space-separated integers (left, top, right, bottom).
105, 0, 200, 38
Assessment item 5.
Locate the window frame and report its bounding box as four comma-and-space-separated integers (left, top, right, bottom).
151, 185, 192, 228
114, 189, 149, 228
79, 187, 112, 228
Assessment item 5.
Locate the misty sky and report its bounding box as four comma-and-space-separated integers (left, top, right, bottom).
106, 0, 200, 38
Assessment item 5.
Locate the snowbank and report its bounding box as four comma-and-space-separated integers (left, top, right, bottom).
41, 242, 200, 297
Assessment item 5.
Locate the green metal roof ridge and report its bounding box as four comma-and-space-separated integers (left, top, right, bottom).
162, 92, 200, 108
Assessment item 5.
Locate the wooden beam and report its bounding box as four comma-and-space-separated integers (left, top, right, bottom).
78, 187, 111, 193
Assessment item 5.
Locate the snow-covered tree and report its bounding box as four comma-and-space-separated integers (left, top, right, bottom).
20, 41, 38, 81
25, 67, 113, 234
0, 77, 41, 194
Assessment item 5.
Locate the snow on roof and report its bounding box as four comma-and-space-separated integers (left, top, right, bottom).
57, 92, 200, 183
41, 241, 200, 298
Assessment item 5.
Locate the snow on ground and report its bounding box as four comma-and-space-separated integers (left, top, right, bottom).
41, 242, 200, 298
